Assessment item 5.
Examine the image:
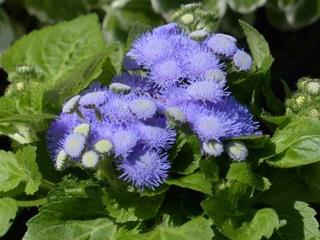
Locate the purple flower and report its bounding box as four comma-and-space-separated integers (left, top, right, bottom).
112, 129, 138, 157
137, 123, 176, 150
129, 98, 157, 120
112, 73, 154, 95
186, 80, 228, 103
206, 33, 237, 56
127, 31, 173, 67
186, 48, 220, 80
47, 113, 80, 158
118, 147, 170, 189
233, 49, 252, 71
153, 23, 181, 35
62, 95, 81, 113
149, 57, 186, 90
204, 69, 227, 87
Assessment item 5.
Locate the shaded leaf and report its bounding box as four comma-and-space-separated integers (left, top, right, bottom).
0, 198, 17, 237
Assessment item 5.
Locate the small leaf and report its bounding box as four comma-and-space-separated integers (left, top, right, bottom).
119, 216, 214, 240
226, 162, 271, 191
0, 146, 42, 195
239, 20, 274, 71
0, 198, 17, 237
166, 172, 212, 195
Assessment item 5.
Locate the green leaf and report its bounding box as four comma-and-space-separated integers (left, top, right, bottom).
103, 188, 165, 223
119, 216, 214, 240
166, 172, 212, 195
256, 170, 309, 207
0, 146, 42, 195
171, 134, 201, 175
0, 197, 17, 237
202, 181, 280, 240
239, 20, 274, 71
226, 162, 271, 191
267, 117, 320, 167
23, 180, 118, 240
222, 208, 280, 240
226, 0, 267, 14
25, 0, 88, 23
1, 14, 106, 107
24, 218, 118, 240
274, 201, 320, 240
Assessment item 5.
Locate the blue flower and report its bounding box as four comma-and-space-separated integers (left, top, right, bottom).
47, 113, 80, 158
118, 147, 170, 189
206, 33, 237, 56
137, 123, 176, 150
62, 95, 81, 113
112, 129, 138, 157
112, 73, 154, 95
149, 57, 186, 90
129, 98, 157, 120
233, 49, 252, 71
186, 48, 220, 80
204, 68, 227, 87
186, 80, 227, 102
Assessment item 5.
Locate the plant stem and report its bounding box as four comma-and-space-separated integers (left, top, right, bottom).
40, 179, 56, 191
16, 197, 47, 207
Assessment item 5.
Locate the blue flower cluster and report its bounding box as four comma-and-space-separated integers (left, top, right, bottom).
47, 23, 259, 189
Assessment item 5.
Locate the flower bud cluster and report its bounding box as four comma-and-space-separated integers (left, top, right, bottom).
48, 23, 260, 189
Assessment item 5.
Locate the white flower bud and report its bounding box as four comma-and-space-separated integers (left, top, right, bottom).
202, 141, 224, 156
226, 141, 248, 161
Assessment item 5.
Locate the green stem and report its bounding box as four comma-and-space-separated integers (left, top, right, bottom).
40, 179, 55, 191
16, 197, 47, 207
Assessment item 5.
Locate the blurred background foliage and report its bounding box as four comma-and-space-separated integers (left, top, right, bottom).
1, 0, 320, 88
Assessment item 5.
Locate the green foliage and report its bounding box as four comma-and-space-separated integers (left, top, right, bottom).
0, 3, 319, 240
118, 216, 214, 240
0, 146, 41, 195
266, 117, 320, 167
1, 14, 106, 108
0, 197, 17, 237
226, 162, 270, 191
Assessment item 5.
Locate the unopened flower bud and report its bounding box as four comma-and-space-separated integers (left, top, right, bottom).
73, 123, 90, 138
190, 29, 209, 40
82, 151, 99, 168
180, 13, 194, 25
95, 140, 113, 154
166, 106, 186, 123
226, 141, 248, 161
202, 140, 224, 156
55, 149, 67, 170
62, 95, 81, 113
110, 82, 132, 94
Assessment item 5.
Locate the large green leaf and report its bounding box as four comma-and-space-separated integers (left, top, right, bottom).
118, 216, 214, 240
226, 162, 271, 191
0, 198, 17, 237
0, 146, 42, 195
24, 218, 118, 240
274, 201, 320, 240
227, 0, 267, 14
23, 180, 118, 240
239, 20, 274, 71
1, 14, 106, 107
25, 0, 88, 23
267, 117, 320, 167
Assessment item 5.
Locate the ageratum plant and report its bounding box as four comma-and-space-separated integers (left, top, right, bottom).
0, 3, 319, 240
